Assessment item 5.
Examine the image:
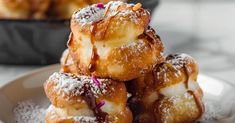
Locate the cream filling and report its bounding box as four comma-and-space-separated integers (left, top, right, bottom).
100, 100, 123, 114
48, 105, 97, 122
52, 105, 94, 117
159, 80, 200, 97
49, 100, 122, 117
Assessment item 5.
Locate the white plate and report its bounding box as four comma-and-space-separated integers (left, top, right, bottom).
0, 64, 235, 123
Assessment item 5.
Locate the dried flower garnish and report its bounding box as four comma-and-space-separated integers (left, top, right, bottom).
96, 3, 105, 9
96, 101, 105, 109
91, 75, 100, 87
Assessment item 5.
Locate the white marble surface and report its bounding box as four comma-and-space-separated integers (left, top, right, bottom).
0, 0, 235, 87
151, 0, 235, 84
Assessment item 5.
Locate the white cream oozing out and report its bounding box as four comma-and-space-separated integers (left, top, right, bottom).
51, 105, 94, 117
160, 80, 201, 97
100, 100, 122, 114
48, 105, 97, 123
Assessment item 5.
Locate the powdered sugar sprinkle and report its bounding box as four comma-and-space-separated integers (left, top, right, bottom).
73, 1, 144, 25
13, 100, 46, 123
48, 72, 110, 98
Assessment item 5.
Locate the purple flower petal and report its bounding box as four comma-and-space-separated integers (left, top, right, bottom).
96, 101, 105, 109
96, 3, 105, 9
91, 75, 100, 87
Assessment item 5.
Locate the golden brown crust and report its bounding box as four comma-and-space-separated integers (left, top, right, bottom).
46, 105, 132, 123
68, 2, 164, 81
60, 49, 78, 74
154, 90, 203, 123
44, 72, 127, 109
127, 53, 204, 123
44, 72, 132, 123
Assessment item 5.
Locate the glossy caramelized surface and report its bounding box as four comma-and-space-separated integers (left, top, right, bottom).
127, 54, 204, 123
44, 72, 132, 123
68, 1, 164, 81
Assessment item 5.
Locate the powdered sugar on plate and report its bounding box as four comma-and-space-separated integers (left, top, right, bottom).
13, 100, 46, 123
198, 99, 235, 123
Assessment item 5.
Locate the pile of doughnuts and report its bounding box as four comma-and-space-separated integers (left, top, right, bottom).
44, 1, 205, 123
0, 0, 125, 19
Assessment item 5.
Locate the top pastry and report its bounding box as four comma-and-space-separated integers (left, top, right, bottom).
68, 1, 164, 81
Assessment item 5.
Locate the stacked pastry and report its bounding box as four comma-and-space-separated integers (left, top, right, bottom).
44, 1, 204, 123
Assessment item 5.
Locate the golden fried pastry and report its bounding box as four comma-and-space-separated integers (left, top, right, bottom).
68, 1, 164, 81
60, 49, 78, 74
0, 0, 30, 19
44, 72, 132, 123
127, 53, 204, 123
29, 0, 50, 19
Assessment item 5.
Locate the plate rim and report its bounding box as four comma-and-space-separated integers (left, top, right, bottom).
0, 64, 60, 90
1, 64, 235, 90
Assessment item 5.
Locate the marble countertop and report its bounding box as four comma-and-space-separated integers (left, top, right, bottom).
0, 0, 235, 87
151, 0, 235, 84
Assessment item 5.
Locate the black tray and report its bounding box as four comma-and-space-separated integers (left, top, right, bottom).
0, 19, 70, 65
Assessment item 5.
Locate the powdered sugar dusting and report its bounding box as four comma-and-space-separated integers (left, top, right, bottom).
13, 100, 46, 123
118, 10, 140, 24
73, 1, 144, 25
155, 53, 195, 82
72, 116, 97, 123
48, 72, 110, 98
198, 99, 231, 123
106, 1, 123, 11
166, 53, 195, 70
73, 4, 105, 24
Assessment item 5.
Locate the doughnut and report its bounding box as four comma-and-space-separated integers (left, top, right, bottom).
60, 49, 78, 74
44, 72, 132, 123
68, 1, 164, 81
127, 53, 204, 123
0, 0, 30, 19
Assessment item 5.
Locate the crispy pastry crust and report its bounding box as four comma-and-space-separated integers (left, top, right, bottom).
68, 1, 164, 81
127, 54, 204, 123
44, 72, 132, 123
